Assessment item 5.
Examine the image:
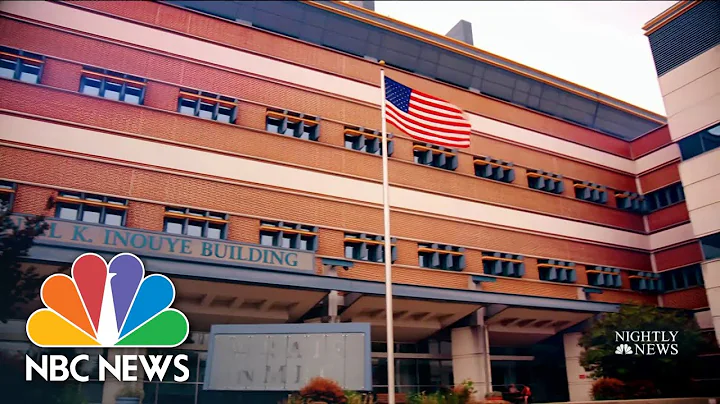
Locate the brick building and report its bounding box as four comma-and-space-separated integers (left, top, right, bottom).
0, 1, 716, 403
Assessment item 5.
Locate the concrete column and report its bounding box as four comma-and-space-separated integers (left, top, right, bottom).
451, 326, 491, 399
101, 348, 147, 404
702, 260, 720, 345
563, 333, 592, 402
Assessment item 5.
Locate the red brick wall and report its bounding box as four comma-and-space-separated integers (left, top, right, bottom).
639, 164, 681, 193
0, 18, 639, 191
66, 1, 635, 158
0, 79, 644, 231
589, 290, 657, 305
631, 125, 672, 159
1, 147, 653, 272
647, 202, 690, 232
663, 287, 709, 309
655, 242, 704, 271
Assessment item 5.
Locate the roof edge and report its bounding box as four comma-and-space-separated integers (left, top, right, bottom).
318, 0, 666, 124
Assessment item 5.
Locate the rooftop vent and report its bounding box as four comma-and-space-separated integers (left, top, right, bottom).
446, 19, 474, 46
349, 1, 375, 11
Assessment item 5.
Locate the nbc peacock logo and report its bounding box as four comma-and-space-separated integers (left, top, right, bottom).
26, 252, 189, 348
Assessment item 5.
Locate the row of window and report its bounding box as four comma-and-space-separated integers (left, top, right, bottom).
2, 46, 689, 216
6, 183, 715, 292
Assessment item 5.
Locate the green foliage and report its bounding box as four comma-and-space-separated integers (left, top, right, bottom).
0, 348, 87, 404
579, 304, 705, 397
0, 210, 49, 323
408, 380, 478, 404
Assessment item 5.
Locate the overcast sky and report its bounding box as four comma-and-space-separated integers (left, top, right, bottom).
372, 1, 675, 116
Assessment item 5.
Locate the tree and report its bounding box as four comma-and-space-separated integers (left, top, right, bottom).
0, 207, 50, 323
579, 304, 707, 397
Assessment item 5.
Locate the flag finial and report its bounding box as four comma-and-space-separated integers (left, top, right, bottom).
379, 60, 385, 65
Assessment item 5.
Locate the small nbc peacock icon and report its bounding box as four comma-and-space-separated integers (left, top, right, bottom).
615, 343, 633, 355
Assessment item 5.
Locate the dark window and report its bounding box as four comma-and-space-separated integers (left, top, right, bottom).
0, 46, 44, 83
178, 89, 237, 123
0, 181, 17, 212
537, 259, 576, 283
527, 170, 564, 194
259, 220, 318, 251
344, 233, 396, 263
413, 144, 458, 171
644, 182, 685, 213
163, 207, 227, 239
700, 232, 720, 261
474, 157, 515, 183
344, 126, 394, 156
574, 181, 608, 204
587, 266, 622, 288
482, 251, 524, 278
55, 191, 127, 226
79, 67, 146, 104
615, 191, 646, 213
266, 109, 319, 141
661, 264, 704, 291
678, 123, 720, 161
418, 243, 465, 271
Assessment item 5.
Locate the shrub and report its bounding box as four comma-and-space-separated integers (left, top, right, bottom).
299, 377, 348, 404
591, 378, 626, 400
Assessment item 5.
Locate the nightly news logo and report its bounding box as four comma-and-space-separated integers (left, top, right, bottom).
614, 331, 679, 356
25, 253, 191, 382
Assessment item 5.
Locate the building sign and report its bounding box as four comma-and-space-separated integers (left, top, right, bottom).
203, 323, 372, 391
13, 215, 315, 272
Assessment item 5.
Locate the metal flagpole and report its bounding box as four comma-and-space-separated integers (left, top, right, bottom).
379, 61, 396, 404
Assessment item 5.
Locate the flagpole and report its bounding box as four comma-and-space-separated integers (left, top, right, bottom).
379, 61, 396, 404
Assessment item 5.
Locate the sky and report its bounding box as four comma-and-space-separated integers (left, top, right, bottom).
371, 1, 676, 116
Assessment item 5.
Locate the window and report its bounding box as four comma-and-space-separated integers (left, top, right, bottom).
344, 233, 397, 263
678, 123, 720, 161
474, 157, 515, 183
80, 67, 146, 104
573, 181, 608, 204
587, 266, 622, 288
266, 109, 319, 141
178, 89, 237, 123
418, 243, 465, 271
413, 144, 458, 171
615, 191, 646, 213
0, 46, 44, 83
629, 271, 662, 292
700, 232, 720, 261
0, 181, 17, 212
660, 265, 704, 291
482, 251, 524, 277
259, 220, 318, 251
537, 259, 576, 283
55, 191, 128, 226
644, 182, 685, 213
344, 126, 394, 156
527, 170, 564, 194
163, 207, 227, 239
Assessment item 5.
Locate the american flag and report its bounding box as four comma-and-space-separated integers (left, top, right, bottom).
384, 76, 471, 148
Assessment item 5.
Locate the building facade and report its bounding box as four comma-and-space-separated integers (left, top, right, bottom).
643, 0, 720, 347
0, 1, 715, 403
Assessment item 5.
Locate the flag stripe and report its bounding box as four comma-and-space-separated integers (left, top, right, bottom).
387, 104, 472, 137
411, 92, 464, 115
384, 76, 471, 149
386, 113, 471, 148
